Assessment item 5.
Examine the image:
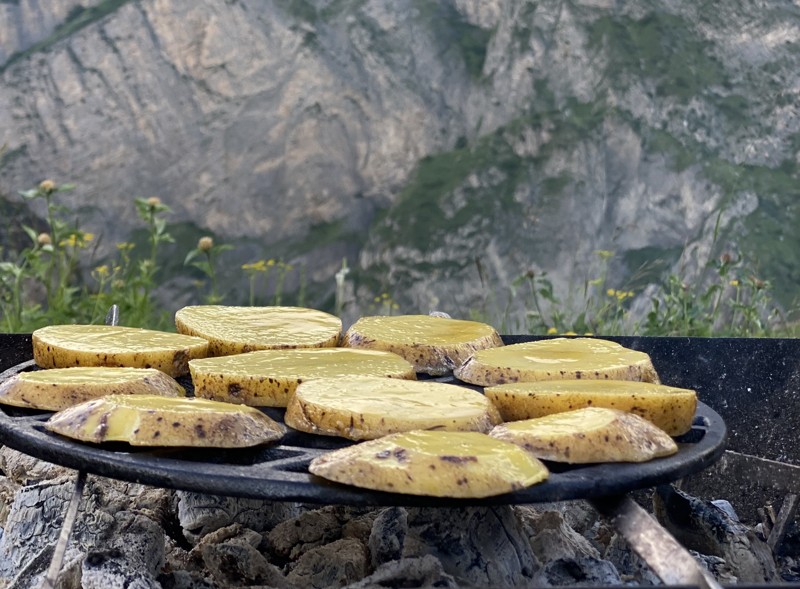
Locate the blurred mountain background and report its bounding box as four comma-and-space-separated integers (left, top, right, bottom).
1, 0, 798, 329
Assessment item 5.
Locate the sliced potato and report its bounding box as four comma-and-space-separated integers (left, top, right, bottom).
190, 348, 416, 407
0, 367, 185, 411
485, 379, 697, 436
285, 376, 501, 440
45, 394, 285, 447
32, 325, 209, 377
490, 407, 678, 463
454, 338, 659, 386
175, 305, 342, 356
342, 314, 503, 375
309, 430, 549, 498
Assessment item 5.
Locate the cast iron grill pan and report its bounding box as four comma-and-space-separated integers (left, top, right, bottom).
0, 334, 726, 507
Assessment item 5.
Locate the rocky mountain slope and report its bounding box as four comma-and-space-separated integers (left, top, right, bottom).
1, 0, 798, 324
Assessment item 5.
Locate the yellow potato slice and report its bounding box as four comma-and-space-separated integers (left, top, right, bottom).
490, 407, 678, 463
32, 325, 209, 377
342, 314, 503, 375
485, 379, 697, 436
175, 305, 342, 356
0, 367, 185, 411
309, 430, 549, 498
190, 348, 416, 407
45, 394, 285, 447
454, 337, 659, 386
284, 376, 501, 440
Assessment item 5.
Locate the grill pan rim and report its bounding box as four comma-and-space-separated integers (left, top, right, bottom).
0, 334, 727, 506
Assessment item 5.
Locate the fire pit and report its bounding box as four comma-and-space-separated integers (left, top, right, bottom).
0, 333, 794, 588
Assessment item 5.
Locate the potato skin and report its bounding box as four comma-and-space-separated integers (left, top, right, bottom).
32, 325, 208, 377
175, 305, 342, 356
285, 377, 501, 441
309, 430, 549, 498
45, 395, 285, 447
342, 315, 503, 375
189, 348, 416, 407
490, 407, 678, 463
455, 338, 660, 386
485, 380, 697, 436
0, 367, 185, 411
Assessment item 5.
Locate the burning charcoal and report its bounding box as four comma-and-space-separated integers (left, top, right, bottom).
368, 507, 408, 567
175, 491, 300, 545
81, 549, 161, 589
286, 537, 369, 588
531, 556, 623, 587
343, 555, 458, 589
199, 536, 288, 588
654, 484, 779, 583
519, 509, 600, 563
267, 507, 343, 561
404, 506, 537, 587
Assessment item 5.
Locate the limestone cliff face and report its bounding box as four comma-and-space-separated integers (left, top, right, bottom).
0, 0, 798, 321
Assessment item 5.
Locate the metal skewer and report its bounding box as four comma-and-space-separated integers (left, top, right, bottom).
42, 304, 118, 588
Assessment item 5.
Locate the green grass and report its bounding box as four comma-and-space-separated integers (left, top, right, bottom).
0, 0, 132, 74
588, 12, 728, 102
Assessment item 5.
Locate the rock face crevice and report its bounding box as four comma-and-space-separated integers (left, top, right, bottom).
1, 0, 799, 316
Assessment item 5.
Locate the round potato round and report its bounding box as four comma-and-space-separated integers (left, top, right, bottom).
455, 337, 659, 386
45, 394, 285, 447
32, 324, 209, 377
342, 314, 503, 375
309, 430, 549, 498
285, 376, 501, 440
490, 407, 678, 463
175, 305, 342, 356
485, 379, 697, 436
0, 367, 185, 411
190, 347, 416, 407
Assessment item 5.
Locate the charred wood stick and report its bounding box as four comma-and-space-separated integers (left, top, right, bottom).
767, 493, 799, 554
591, 494, 723, 589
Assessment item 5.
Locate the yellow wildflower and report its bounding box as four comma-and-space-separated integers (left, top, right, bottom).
607, 288, 616, 297
94, 265, 110, 277
546, 327, 558, 335
595, 250, 614, 259
729, 279, 740, 287
242, 260, 267, 272
116, 242, 135, 251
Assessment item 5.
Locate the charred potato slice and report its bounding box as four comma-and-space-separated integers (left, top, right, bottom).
455, 337, 659, 386
32, 325, 208, 377
190, 348, 416, 407
342, 314, 503, 375
175, 305, 342, 356
490, 407, 678, 463
485, 379, 697, 436
0, 367, 185, 411
285, 376, 501, 440
45, 394, 285, 447
309, 430, 549, 498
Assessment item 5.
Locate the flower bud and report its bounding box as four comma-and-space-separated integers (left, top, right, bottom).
146, 196, 162, 207
39, 180, 56, 193
37, 232, 52, 246
198, 236, 214, 251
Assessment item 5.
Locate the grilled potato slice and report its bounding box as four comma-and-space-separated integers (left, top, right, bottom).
0, 367, 185, 411
485, 379, 697, 436
175, 305, 342, 356
342, 314, 503, 375
309, 430, 549, 498
45, 394, 285, 447
32, 325, 209, 377
190, 348, 416, 407
454, 337, 659, 386
490, 407, 678, 463
285, 376, 501, 440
